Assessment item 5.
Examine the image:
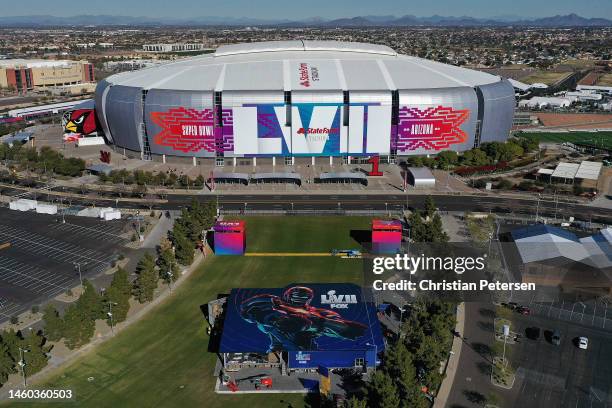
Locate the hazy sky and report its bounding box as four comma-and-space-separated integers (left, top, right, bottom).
3, 0, 612, 19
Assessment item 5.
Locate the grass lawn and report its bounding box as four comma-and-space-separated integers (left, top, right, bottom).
521, 71, 569, 85
597, 73, 612, 87
17, 216, 372, 408
518, 131, 612, 150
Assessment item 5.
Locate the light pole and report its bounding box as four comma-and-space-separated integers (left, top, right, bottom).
166, 268, 174, 293
18, 347, 29, 388
107, 301, 118, 335
385, 202, 388, 216
502, 324, 510, 371
73, 262, 83, 288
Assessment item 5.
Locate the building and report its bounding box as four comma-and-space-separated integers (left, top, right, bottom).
518, 96, 572, 109
0, 59, 94, 92
407, 167, 436, 188
142, 43, 210, 53
215, 283, 385, 373
94, 41, 516, 165
508, 225, 612, 295
7, 99, 92, 120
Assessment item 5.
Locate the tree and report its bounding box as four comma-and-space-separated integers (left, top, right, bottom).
173, 228, 194, 266
42, 304, 63, 342
104, 267, 131, 325
158, 238, 179, 283
345, 397, 368, 408
62, 303, 94, 349
132, 253, 158, 303
20, 332, 50, 378
424, 196, 436, 219
77, 280, 104, 321
0, 335, 16, 386
367, 371, 401, 408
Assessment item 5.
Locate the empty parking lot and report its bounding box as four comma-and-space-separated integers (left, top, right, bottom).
0, 207, 130, 322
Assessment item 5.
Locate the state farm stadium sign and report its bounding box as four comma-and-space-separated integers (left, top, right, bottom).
148, 103, 471, 157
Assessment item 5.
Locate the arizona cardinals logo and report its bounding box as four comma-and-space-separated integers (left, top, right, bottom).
63, 109, 98, 135
395, 106, 469, 151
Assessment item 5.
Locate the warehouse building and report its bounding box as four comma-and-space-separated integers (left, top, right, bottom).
94, 40, 516, 165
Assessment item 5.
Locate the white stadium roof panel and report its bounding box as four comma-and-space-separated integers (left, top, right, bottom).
341, 60, 391, 90
575, 161, 602, 180
156, 64, 222, 91
222, 61, 284, 91
214, 41, 305, 57
107, 41, 502, 91
552, 162, 580, 179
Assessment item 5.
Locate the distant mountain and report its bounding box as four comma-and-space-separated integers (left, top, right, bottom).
0, 13, 610, 27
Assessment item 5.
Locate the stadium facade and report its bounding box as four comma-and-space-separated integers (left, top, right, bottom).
94, 41, 515, 164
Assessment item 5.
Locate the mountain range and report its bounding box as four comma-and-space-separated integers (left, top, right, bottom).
0, 13, 610, 27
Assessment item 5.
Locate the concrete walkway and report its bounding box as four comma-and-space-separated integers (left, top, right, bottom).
433, 302, 466, 408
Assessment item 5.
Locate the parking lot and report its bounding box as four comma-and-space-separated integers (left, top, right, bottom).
0, 207, 130, 322
503, 310, 612, 408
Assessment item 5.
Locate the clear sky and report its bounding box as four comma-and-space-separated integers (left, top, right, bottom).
3, 0, 612, 20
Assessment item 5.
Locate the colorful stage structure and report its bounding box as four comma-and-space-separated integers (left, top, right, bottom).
214, 220, 246, 255
371, 219, 402, 254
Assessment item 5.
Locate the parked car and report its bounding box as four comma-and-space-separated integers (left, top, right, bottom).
578, 337, 588, 350
551, 330, 561, 346
516, 306, 531, 315
526, 327, 541, 340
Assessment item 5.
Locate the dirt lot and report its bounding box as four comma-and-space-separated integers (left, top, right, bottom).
535, 113, 612, 129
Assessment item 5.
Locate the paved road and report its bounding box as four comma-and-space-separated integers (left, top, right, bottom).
4, 185, 611, 223
446, 302, 497, 408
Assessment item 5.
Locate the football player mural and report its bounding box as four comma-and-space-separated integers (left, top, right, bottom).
62, 108, 99, 142
239, 286, 367, 352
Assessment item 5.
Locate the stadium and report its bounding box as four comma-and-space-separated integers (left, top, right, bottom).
93, 40, 515, 164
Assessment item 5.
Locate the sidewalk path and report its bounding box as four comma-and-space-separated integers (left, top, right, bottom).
433, 302, 466, 408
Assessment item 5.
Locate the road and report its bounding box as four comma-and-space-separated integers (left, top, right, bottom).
3, 184, 611, 223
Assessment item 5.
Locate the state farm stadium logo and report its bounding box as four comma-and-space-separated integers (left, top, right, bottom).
320, 290, 357, 309
298, 62, 319, 87
395, 106, 470, 152
150, 107, 217, 153
297, 127, 339, 135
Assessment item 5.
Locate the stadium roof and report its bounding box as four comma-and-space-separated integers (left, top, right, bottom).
105, 41, 502, 92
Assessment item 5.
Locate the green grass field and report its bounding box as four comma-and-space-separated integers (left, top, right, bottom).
518, 131, 612, 150
18, 216, 372, 408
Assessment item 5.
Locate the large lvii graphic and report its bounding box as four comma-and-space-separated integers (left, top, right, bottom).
149, 104, 469, 155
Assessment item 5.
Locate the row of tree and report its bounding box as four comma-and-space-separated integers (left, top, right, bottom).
405, 137, 539, 170
0, 144, 85, 177
99, 168, 206, 189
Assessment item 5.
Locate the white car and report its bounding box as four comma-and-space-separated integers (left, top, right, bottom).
578, 337, 588, 350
